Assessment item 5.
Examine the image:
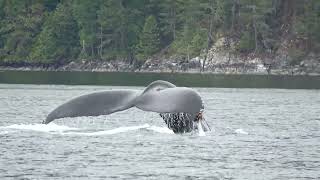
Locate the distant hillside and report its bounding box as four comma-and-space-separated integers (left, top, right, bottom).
0, 0, 319, 74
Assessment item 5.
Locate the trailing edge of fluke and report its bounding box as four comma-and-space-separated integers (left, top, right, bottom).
43, 80, 210, 133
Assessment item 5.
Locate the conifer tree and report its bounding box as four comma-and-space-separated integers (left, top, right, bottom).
137, 15, 160, 60
30, 2, 80, 64
73, 0, 100, 59
0, 0, 5, 51
0, 0, 46, 63
0, 0, 318, 65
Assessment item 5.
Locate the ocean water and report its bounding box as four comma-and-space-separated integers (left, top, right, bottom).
0, 84, 319, 179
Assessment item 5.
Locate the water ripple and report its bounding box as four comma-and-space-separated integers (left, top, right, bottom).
0, 85, 319, 179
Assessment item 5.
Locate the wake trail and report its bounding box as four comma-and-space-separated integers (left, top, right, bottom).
0, 123, 174, 136
0, 123, 78, 132
62, 124, 150, 136
62, 124, 174, 136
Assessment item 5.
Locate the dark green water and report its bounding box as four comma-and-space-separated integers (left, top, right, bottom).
0, 70, 319, 89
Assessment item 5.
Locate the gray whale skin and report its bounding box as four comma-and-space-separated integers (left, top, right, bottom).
44, 80, 210, 133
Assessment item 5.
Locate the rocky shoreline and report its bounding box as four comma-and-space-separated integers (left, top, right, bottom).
1, 57, 319, 76
1, 38, 319, 76
2, 36, 320, 76
2, 51, 320, 76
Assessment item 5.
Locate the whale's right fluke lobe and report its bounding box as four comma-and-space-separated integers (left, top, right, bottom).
44, 90, 138, 124
135, 87, 203, 115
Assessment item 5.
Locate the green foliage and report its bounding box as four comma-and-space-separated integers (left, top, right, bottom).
0, 0, 46, 63
29, 2, 80, 64
98, 0, 144, 61
73, 0, 100, 59
0, 0, 319, 65
236, 0, 274, 53
0, 0, 4, 18
237, 31, 255, 53
171, 26, 207, 58
0, 0, 6, 52
294, 1, 320, 51
156, 0, 185, 43
43, 0, 59, 11
190, 30, 207, 56
137, 15, 160, 60
288, 47, 306, 66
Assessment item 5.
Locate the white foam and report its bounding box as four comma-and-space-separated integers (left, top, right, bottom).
235, 129, 249, 135
198, 121, 206, 136
0, 131, 10, 135
147, 126, 174, 134
0, 123, 78, 132
62, 124, 174, 136
62, 124, 150, 136
0, 123, 184, 136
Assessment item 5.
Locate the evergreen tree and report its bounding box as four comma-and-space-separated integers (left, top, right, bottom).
169, 0, 210, 60
0, 0, 46, 63
73, 0, 100, 59
43, 0, 60, 11
0, 0, 5, 51
30, 2, 80, 64
98, 0, 125, 60
294, 1, 320, 51
137, 15, 160, 60
98, 0, 144, 61
0, 0, 318, 65
236, 0, 273, 53
158, 0, 184, 43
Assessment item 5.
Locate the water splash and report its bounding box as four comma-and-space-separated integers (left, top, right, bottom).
147, 126, 174, 134
0, 123, 78, 132
235, 129, 249, 135
0, 131, 10, 135
198, 121, 206, 136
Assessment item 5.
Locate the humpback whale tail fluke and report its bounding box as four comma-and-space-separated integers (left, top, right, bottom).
44, 80, 210, 134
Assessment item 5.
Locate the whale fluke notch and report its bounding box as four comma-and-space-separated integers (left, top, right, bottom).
44, 80, 210, 133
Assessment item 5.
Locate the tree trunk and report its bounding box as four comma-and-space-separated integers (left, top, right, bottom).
231, 0, 236, 31
187, 45, 190, 61
81, 40, 86, 55
252, 5, 258, 54
91, 45, 94, 57
202, 1, 214, 72
172, 5, 176, 40
279, 0, 296, 22
100, 25, 103, 59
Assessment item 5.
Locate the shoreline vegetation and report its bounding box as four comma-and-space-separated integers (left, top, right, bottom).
1, 52, 320, 76
0, 1, 319, 76
0, 62, 319, 76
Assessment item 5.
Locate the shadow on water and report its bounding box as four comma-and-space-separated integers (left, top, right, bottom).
0, 70, 320, 89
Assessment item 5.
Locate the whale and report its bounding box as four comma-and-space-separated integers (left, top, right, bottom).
43, 80, 210, 133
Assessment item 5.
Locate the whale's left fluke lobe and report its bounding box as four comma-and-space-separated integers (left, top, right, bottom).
44, 90, 138, 124
44, 80, 210, 133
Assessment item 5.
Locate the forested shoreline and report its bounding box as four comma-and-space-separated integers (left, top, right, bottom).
0, 0, 319, 74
